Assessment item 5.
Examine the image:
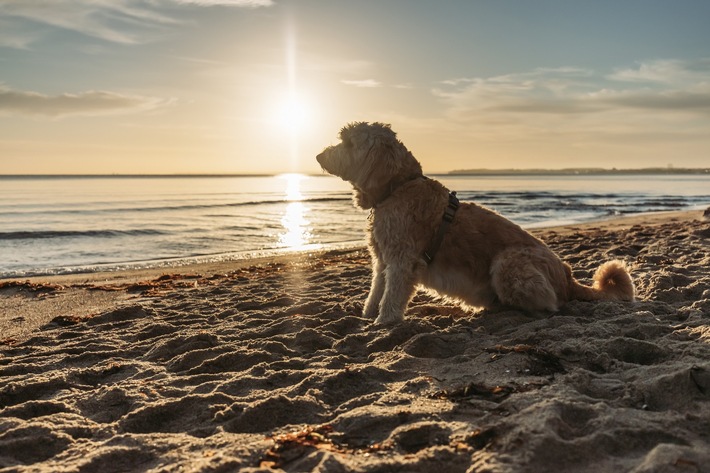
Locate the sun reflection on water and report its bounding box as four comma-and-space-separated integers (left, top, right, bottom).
277, 173, 315, 250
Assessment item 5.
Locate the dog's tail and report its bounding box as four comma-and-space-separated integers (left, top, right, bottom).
569, 260, 635, 302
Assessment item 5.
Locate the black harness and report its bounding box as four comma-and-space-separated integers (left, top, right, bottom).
423, 190, 459, 264
371, 175, 460, 265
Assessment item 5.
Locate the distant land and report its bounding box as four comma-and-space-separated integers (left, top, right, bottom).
448, 167, 710, 176
1, 168, 709, 178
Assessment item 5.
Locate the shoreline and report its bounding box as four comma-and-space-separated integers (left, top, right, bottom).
3, 208, 703, 287
1, 208, 705, 343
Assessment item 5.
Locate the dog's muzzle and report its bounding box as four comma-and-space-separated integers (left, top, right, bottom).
316, 151, 326, 166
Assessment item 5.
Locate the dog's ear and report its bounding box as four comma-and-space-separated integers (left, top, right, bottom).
383, 137, 423, 180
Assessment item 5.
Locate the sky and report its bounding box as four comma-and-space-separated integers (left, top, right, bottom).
1, 0, 709, 175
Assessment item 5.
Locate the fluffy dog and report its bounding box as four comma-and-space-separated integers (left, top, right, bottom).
316, 122, 634, 325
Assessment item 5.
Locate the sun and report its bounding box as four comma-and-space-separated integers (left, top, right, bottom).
266, 88, 320, 170
275, 92, 313, 133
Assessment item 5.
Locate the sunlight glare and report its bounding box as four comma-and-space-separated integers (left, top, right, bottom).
276, 92, 313, 133
279, 172, 306, 200
277, 173, 314, 249
279, 201, 312, 249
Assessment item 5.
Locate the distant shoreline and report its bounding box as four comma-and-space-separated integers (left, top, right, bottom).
1, 168, 709, 178
448, 167, 710, 176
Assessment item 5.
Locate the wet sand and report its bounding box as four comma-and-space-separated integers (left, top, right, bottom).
1, 210, 709, 472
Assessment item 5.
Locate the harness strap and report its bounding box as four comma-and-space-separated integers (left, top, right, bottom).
423, 191, 459, 264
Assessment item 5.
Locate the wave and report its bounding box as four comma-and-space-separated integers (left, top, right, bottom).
0, 196, 353, 217
0, 229, 166, 241
460, 192, 705, 209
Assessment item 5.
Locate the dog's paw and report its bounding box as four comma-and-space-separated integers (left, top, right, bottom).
374, 312, 404, 326
362, 302, 379, 320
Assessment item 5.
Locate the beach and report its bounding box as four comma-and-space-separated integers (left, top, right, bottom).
1, 209, 709, 472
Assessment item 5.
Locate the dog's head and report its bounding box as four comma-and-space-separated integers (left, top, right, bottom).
316, 122, 422, 209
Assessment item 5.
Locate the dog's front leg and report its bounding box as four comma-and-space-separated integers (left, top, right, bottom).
374, 263, 417, 325
363, 257, 386, 319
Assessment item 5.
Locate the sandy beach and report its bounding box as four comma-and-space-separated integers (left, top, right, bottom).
1, 209, 709, 472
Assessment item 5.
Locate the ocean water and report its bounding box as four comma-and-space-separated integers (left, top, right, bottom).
1, 174, 708, 278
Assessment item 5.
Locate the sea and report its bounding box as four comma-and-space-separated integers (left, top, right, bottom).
1, 174, 708, 279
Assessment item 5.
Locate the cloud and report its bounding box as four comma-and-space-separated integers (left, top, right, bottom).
592, 87, 710, 112
341, 79, 382, 88
433, 67, 598, 119
0, 18, 39, 49
429, 59, 710, 154
0, 1, 176, 45
340, 78, 416, 89
435, 61, 710, 118
0, 86, 174, 118
608, 58, 710, 84
0, 0, 272, 47
173, 0, 273, 5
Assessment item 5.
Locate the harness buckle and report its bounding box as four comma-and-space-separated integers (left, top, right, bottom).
442, 192, 459, 222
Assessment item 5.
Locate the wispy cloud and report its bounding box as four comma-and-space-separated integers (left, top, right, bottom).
592, 87, 710, 112
0, 86, 174, 118
0, 17, 40, 49
341, 79, 382, 88
429, 59, 710, 151
173, 0, 273, 5
0, 0, 272, 47
0, 1, 177, 45
435, 60, 710, 118
340, 79, 417, 89
608, 59, 710, 84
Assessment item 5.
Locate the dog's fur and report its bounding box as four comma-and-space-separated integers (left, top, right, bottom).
316, 122, 635, 325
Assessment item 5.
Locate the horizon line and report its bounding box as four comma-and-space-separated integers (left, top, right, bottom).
1, 167, 709, 178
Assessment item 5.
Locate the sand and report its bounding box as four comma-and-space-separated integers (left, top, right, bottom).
1, 210, 709, 472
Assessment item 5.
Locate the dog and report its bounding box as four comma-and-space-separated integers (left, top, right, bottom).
316, 122, 634, 325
